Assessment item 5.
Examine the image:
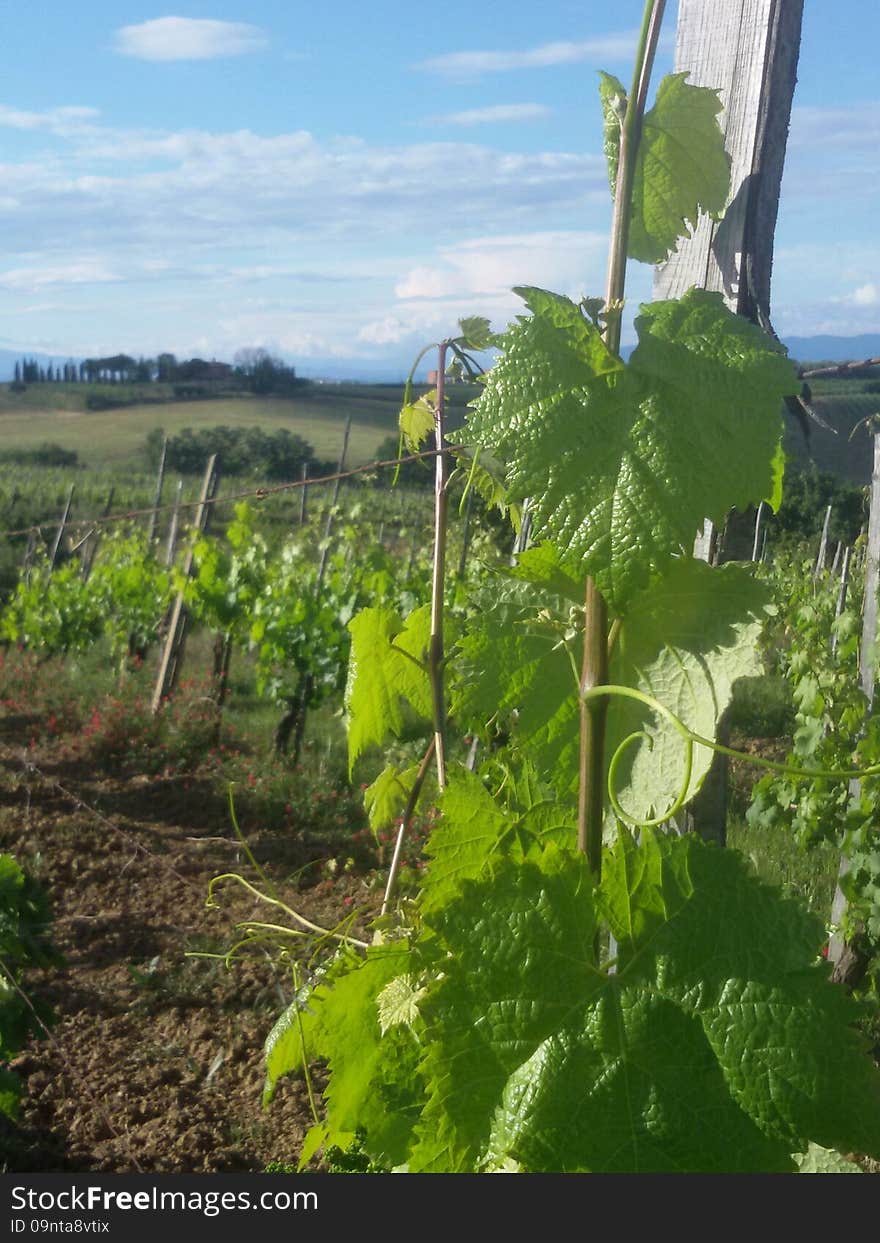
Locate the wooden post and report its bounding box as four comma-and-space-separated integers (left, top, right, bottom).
80, 487, 115, 581
830, 541, 842, 576
831, 546, 852, 657
22, 529, 37, 582
511, 496, 533, 562
151, 456, 218, 714
751, 501, 765, 562
299, 461, 309, 525
48, 484, 75, 569
164, 480, 184, 568
828, 434, 880, 979
813, 504, 832, 578
655, 0, 804, 845
147, 436, 167, 545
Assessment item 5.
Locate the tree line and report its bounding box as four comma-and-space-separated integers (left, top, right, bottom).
12, 348, 308, 397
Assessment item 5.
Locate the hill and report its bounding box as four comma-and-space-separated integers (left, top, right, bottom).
0, 380, 479, 469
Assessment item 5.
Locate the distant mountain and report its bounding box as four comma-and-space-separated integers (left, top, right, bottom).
783, 334, 880, 366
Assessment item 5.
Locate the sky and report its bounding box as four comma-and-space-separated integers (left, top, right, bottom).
1, 1, 879, 377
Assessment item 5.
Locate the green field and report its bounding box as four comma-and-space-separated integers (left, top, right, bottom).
0, 390, 390, 468
0, 381, 480, 469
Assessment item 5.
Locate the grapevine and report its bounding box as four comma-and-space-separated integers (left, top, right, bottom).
256, 1, 880, 1173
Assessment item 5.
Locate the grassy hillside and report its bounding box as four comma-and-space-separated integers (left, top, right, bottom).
0, 381, 480, 469
784, 393, 880, 486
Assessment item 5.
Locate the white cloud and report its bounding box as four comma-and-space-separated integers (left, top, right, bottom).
113, 17, 268, 63
0, 114, 605, 266
0, 105, 99, 133
852, 282, 880, 306
431, 103, 552, 127
0, 260, 121, 292
394, 231, 608, 302
418, 32, 639, 76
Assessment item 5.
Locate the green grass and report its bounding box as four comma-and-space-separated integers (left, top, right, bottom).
0, 380, 482, 470
0, 395, 391, 468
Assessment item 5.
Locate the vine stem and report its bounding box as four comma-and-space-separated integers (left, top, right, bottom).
204, 872, 369, 950
429, 342, 450, 791
380, 738, 437, 916
578, 0, 667, 876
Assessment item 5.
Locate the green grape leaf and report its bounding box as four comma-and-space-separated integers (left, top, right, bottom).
363, 762, 422, 834
399, 391, 436, 452
508, 542, 583, 604
423, 764, 579, 917
794, 1144, 863, 1174
454, 579, 580, 785
466, 285, 795, 610
767, 438, 786, 511
410, 836, 880, 1172
457, 557, 767, 811
264, 944, 420, 1167
410, 845, 599, 1171
614, 72, 731, 263
345, 606, 432, 772
598, 70, 627, 193
605, 558, 771, 823
454, 449, 517, 524
377, 974, 427, 1034
0, 1067, 21, 1121
457, 316, 494, 351
421, 767, 516, 913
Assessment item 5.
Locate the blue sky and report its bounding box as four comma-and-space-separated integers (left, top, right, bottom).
1, 2, 879, 375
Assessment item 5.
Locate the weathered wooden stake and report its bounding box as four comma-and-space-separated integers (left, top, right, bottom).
80, 487, 115, 581
147, 436, 167, 545
299, 461, 309, 525
813, 504, 832, 578
48, 484, 75, 569
151, 456, 218, 714
831, 545, 852, 657
654, 0, 804, 845
164, 480, 184, 569
751, 501, 765, 562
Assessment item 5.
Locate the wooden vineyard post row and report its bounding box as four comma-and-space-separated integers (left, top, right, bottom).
831, 545, 852, 657
828, 431, 880, 979
80, 487, 115, 582
751, 501, 765, 562
654, 0, 804, 845
813, 504, 832, 578
164, 480, 184, 568
49, 483, 75, 569
151, 455, 219, 715
147, 435, 168, 546
299, 461, 309, 525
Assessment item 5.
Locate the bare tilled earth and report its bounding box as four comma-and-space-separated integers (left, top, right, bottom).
0, 740, 373, 1173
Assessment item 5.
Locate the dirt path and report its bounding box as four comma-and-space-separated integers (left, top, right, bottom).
0, 743, 372, 1173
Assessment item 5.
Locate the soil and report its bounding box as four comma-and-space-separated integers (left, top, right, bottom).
0, 737, 374, 1174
